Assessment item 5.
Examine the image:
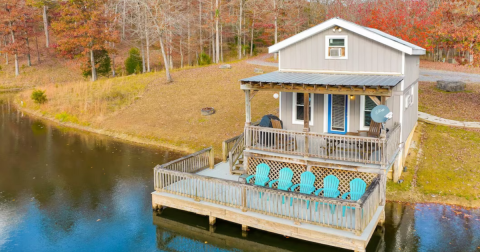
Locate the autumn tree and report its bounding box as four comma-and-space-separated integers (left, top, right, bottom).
0, 0, 38, 76
51, 0, 118, 81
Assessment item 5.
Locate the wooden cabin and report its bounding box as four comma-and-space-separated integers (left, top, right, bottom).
152, 18, 424, 252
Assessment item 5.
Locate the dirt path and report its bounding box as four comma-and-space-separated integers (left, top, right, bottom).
248, 54, 480, 84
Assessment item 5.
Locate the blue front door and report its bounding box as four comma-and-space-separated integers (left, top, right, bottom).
327, 95, 348, 134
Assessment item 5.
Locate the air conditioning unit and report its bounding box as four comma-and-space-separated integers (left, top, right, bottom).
330, 48, 341, 57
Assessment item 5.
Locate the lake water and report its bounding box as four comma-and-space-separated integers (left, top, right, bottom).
1, 94, 479, 252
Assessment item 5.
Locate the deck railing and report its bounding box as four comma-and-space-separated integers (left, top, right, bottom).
244, 124, 402, 166
228, 133, 245, 172
222, 121, 260, 162
155, 148, 214, 174
154, 167, 381, 235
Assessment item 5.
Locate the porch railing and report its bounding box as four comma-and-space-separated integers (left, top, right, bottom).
154, 167, 381, 235
228, 133, 245, 172
222, 121, 260, 162
244, 124, 402, 166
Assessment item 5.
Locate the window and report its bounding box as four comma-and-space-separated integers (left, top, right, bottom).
360, 96, 380, 129
292, 93, 314, 125
325, 35, 348, 59
404, 86, 414, 109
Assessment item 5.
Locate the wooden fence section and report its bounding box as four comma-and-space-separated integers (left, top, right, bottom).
154, 148, 214, 174
154, 168, 382, 235
244, 124, 402, 166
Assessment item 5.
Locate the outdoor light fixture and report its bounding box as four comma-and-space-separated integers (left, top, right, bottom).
332, 26, 342, 32
273, 93, 279, 99
350, 95, 355, 100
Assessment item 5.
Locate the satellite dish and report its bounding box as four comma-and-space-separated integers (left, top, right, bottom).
371, 105, 391, 123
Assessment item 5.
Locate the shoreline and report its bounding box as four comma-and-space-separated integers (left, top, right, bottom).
13, 101, 198, 157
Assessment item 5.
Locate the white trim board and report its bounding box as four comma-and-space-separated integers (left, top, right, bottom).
269, 17, 426, 56
279, 69, 402, 76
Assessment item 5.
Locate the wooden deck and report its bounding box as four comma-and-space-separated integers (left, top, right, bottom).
153, 190, 383, 252
153, 149, 385, 252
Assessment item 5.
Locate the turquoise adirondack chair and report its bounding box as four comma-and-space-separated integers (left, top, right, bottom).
246, 163, 271, 186
246, 163, 271, 199
289, 171, 316, 209
341, 178, 367, 216
314, 175, 340, 213
268, 167, 294, 204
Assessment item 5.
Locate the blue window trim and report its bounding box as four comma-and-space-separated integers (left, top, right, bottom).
327, 95, 348, 135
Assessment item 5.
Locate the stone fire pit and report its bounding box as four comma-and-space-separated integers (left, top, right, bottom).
201, 107, 216, 116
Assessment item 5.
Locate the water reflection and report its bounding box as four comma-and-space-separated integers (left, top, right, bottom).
1, 93, 480, 252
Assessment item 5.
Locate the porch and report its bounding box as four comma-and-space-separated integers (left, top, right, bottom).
153, 148, 384, 252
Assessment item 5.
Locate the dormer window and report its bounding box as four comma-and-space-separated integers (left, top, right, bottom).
325, 35, 348, 59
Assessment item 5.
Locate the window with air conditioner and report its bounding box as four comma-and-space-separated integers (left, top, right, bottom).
325, 35, 347, 59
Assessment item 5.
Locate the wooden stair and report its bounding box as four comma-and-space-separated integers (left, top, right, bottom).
231, 157, 246, 175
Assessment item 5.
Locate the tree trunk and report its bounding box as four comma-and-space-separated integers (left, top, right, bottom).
35, 34, 40, 63
199, 0, 202, 53
215, 0, 220, 63
187, 0, 191, 66
242, 9, 246, 56
273, 0, 278, 60
220, 23, 223, 62
112, 53, 116, 77
180, 39, 184, 68
90, 49, 97, 81
26, 37, 31, 67
146, 31, 150, 72
43, 5, 49, 48
10, 23, 19, 76
159, 35, 173, 82
122, 0, 126, 40
238, 0, 242, 60
250, 20, 254, 56
141, 40, 146, 73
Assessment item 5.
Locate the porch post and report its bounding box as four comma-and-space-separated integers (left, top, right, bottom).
245, 90, 251, 150
303, 93, 310, 157
245, 90, 251, 126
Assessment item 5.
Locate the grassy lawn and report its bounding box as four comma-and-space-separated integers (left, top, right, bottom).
17, 59, 278, 155
419, 82, 480, 122
388, 123, 480, 207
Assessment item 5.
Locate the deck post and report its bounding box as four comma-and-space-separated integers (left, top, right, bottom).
355, 204, 362, 235
380, 171, 387, 206
209, 216, 217, 226
209, 148, 215, 169
241, 187, 247, 212
222, 141, 227, 163
303, 93, 310, 158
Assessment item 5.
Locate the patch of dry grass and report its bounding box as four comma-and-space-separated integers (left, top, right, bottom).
419, 82, 480, 122
0, 56, 83, 91
17, 60, 278, 155
17, 73, 155, 125
98, 61, 278, 153
421, 60, 480, 74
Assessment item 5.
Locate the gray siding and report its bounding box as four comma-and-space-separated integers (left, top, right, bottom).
279, 29, 403, 73
402, 83, 418, 142
404, 55, 420, 89
279, 93, 397, 134
280, 92, 325, 133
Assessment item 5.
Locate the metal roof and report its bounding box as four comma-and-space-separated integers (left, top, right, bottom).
241, 71, 403, 87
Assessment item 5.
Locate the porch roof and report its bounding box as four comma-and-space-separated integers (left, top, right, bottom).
240, 71, 402, 96
241, 71, 403, 87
